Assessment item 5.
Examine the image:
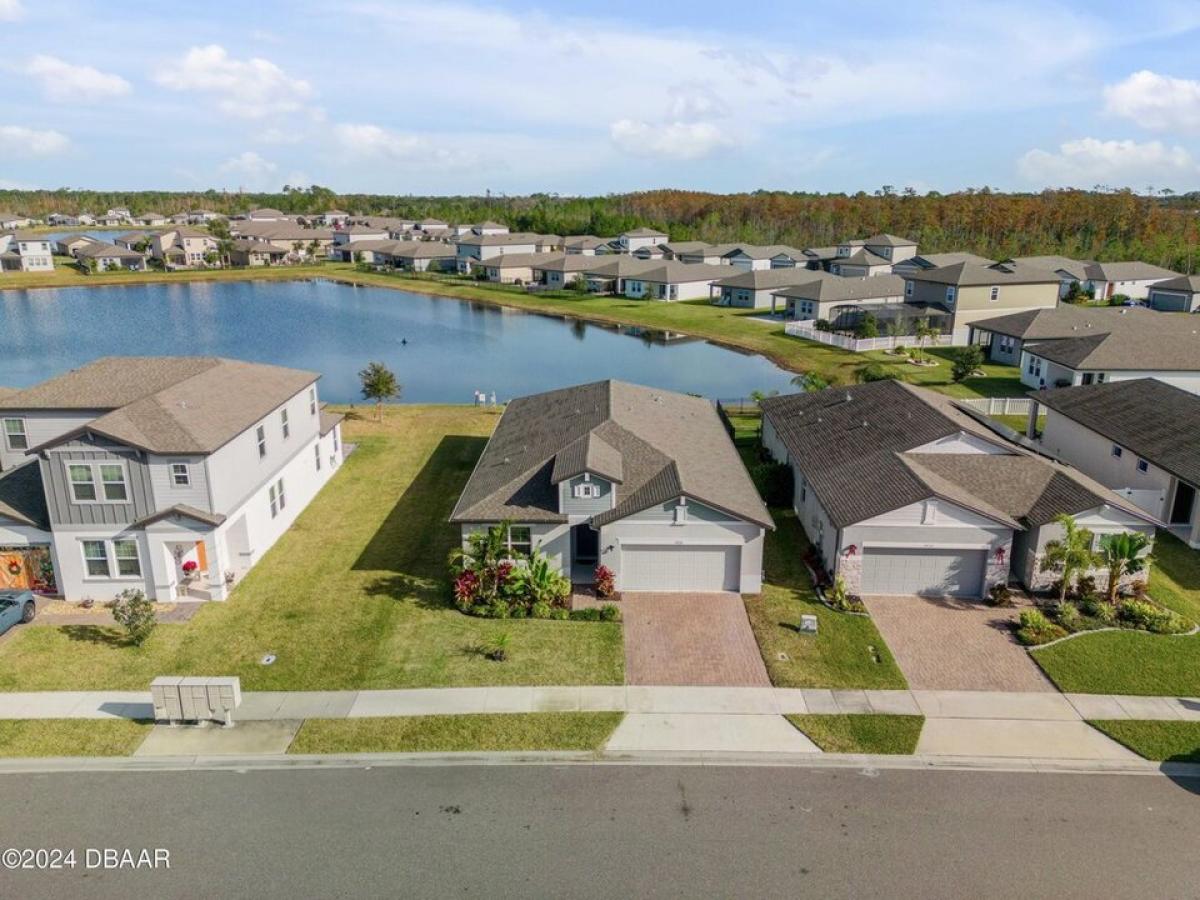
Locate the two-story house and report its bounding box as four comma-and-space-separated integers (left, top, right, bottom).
450, 380, 772, 593
152, 227, 219, 269
902, 262, 1062, 343
0, 357, 344, 603
0, 233, 54, 273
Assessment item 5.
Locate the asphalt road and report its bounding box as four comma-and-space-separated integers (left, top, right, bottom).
1, 763, 1198, 898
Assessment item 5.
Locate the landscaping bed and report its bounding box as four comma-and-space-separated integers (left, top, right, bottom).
1088, 720, 1200, 763
786, 714, 924, 755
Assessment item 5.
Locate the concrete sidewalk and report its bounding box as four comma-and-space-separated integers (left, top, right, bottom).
1, 685, 1198, 722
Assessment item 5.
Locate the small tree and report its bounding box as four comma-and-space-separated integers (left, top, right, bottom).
1098, 532, 1153, 604
358, 361, 402, 421
111, 589, 156, 646
857, 362, 898, 383
1064, 281, 1082, 304
912, 318, 938, 361
951, 344, 984, 382
854, 312, 880, 339
1040, 514, 1098, 603
791, 372, 830, 393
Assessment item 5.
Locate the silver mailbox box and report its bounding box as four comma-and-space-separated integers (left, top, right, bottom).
149, 676, 242, 726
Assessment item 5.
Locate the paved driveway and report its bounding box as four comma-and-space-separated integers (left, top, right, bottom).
619, 593, 771, 686
862, 595, 1055, 692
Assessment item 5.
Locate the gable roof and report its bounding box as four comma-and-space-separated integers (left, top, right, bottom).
1149, 274, 1200, 294
451, 380, 771, 529
863, 233, 917, 248
907, 261, 1061, 287
713, 268, 829, 290
967, 305, 1161, 340
1030, 326, 1200, 371
723, 243, 806, 261
1083, 261, 1179, 283
901, 252, 995, 270
622, 227, 668, 238
0, 462, 49, 530
771, 273, 905, 303
635, 261, 730, 284
832, 247, 891, 267
2, 357, 320, 455
1001, 255, 1090, 280
1032, 379, 1200, 486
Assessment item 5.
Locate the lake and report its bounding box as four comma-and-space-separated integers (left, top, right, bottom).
0, 279, 796, 403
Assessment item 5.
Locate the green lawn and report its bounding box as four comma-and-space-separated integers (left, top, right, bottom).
0, 407, 624, 691
786, 715, 924, 754
1088, 720, 1200, 762
1031, 531, 1200, 695
289, 712, 622, 754
0, 720, 152, 757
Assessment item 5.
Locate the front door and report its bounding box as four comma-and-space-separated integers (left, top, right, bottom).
572, 524, 599, 564
1170, 482, 1197, 525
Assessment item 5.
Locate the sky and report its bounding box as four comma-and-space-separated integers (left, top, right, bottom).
3, 0, 1200, 196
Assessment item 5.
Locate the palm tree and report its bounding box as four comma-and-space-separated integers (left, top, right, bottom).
1040, 514, 1098, 603
358, 361, 402, 422
912, 318, 938, 362
1098, 532, 1153, 604
790, 372, 830, 393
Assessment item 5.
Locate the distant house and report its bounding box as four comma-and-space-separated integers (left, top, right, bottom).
415, 218, 448, 233
0, 213, 34, 230
73, 241, 147, 272
46, 213, 80, 227
711, 268, 832, 310
331, 225, 391, 261
623, 261, 729, 301
454, 232, 557, 273
578, 257, 661, 295
187, 210, 222, 225
1028, 379, 1199, 548
112, 232, 150, 252
1147, 274, 1200, 313
54, 234, 100, 256
562, 235, 611, 256
0, 233, 54, 273
381, 241, 456, 272
829, 248, 894, 278
830, 234, 918, 274
761, 380, 1155, 598
228, 239, 288, 267
968, 305, 1163, 367
659, 241, 735, 265
612, 227, 669, 255
243, 208, 290, 222
991, 256, 1090, 298
152, 227, 218, 269
892, 252, 996, 278
771, 273, 908, 322
1080, 261, 1179, 301
450, 380, 772, 593
135, 212, 169, 227
480, 252, 560, 284
0, 357, 344, 602
903, 262, 1061, 343
319, 210, 351, 227
722, 244, 807, 271
535, 254, 599, 289
231, 222, 334, 259
630, 244, 668, 261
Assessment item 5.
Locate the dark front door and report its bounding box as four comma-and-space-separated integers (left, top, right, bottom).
572, 524, 599, 564
1170, 482, 1197, 525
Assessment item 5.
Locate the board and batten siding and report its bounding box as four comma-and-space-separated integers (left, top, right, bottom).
0, 410, 103, 472
39, 442, 156, 526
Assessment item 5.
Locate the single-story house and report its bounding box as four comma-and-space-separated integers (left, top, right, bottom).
968, 305, 1167, 367
112, 232, 150, 251
229, 239, 289, 267
722, 244, 807, 271
761, 380, 1156, 598
578, 257, 662, 295
623, 261, 730, 301
242, 208, 290, 222
135, 213, 169, 227
903, 261, 1062, 343
480, 252, 561, 284
711, 268, 832, 309
1080, 261, 1179, 301
562, 235, 611, 256
381, 241, 456, 272
1028, 378, 1199, 548
450, 380, 773, 592
534, 254, 599, 289
73, 241, 147, 272
1147, 274, 1200, 313
771, 273, 906, 321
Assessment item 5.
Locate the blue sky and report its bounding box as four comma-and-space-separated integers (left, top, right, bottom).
3, 0, 1200, 195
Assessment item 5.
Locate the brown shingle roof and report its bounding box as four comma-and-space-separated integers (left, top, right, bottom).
0, 462, 49, 530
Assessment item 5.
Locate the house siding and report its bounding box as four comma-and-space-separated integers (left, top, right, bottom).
39, 442, 156, 526
558, 475, 614, 517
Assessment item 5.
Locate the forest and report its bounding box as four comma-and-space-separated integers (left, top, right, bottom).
3, 185, 1197, 272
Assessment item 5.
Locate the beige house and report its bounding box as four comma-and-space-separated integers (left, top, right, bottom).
903, 262, 1061, 343
712, 268, 830, 309
623, 262, 729, 301
153, 227, 218, 269
481, 252, 561, 284
0, 233, 54, 273
772, 273, 907, 321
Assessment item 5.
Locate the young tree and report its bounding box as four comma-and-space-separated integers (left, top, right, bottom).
1098, 532, 1153, 604
111, 589, 156, 646
855, 312, 879, 339
912, 318, 938, 361
791, 372, 831, 393
1040, 514, 1098, 603
951, 344, 984, 382
358, 361, 402, 421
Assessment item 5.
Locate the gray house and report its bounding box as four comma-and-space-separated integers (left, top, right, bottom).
450, 381, 773, 593
761, 381, 1154, 599
1148, 274, 1200, 313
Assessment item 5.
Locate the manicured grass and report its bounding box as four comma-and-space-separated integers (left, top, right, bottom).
1088, 720, 1200, 762
0, 719, 151, 757
0, 406, 624, 691
288, 713, 622, 754
1031, 531, 1200, 695
991, 414, 1043, 434
786, 714, 924, 754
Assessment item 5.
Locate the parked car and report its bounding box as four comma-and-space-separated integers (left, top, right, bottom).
0, 589, 36, 636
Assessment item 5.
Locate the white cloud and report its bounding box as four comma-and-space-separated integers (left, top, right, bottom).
1018, 137, 1198, 188
0, 125, 69, 157
610, 119, 732, 161
27, 55, 131, 102
218, 151, 278, 186
332, 123, 472, 168
1103, 70, 1200, 133
154, 45, 312, 119
0, 0, 24, 22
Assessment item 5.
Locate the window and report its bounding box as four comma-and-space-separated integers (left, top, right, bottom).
332, 430, 339, 454
256, 425, 267, 458
1081, 373, 1094, 385
989, 286, 1000, 302
1137, 459, 1149, 474
112, 540, 141, 577
508, 526, 532, 556
3, 418, 27, 451
904, 281, 914, 297
276, 478, 286, 511
309, 388, 317, 416
170, 462, 190, 486
314, 444, 322, 471
269, 483, 279, 518
945, 286, 956, 306
100, 465, 128, 501
280, 409, 290, 440
69, 464, 97, 502
82, 540, 109, 577
1111, 445, 1123, 459
573, 482, 600, 499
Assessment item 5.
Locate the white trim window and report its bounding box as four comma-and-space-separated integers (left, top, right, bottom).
170, 462, 190, 487
989, 286, 1000, 302
1137, 459, 1150, 474
945, 286, 957, 306
314, 443, 322, 471
3, 417, 28, 451
82, 540, 109, 577
269, 478, 286, 518
280, 408, 290, 440
573, 482, 600, 499
309, 388, 317, 416
68, 464, 97, 502
100, 464, 128, 501
507, 525, 532, 556
113, 539, 141, 577
1111, 445, 1123, 459
81, 539, 142, 579
256, 424, 267, 459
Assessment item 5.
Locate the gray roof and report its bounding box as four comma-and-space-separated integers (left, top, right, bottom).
713, 268, 828, 290
1083, 261, 1179, 283
583, 257, 663, 279
635, 261, 730, 284
534, 255, 598, 274
131, 505, 226, 529
761, 380, 1146, 529
562, 235, 609, 251
968, 305, 1160, 340
73, 241, 145, 260
772, 273, 906, 303
2, 357, 320, 455
832, 247, 892, 268
906, 261, 1061, 287
1001, 256, 1089, 280
623, 227, 668, 238
450, 380, 772, 529
901, 252, 995, 270
724, 244, 805, 261
863, 233, 917, 248
1029, 322, 1200, 371
1151, 274, 1200, 294
481, 252, 562, 269
1031, 379, 1200, 487
319, 408, 345, 437
0, 462, 49, 530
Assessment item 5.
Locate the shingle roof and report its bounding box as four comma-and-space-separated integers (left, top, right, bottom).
1002, 256, 1090, 280
450, 380, 772, 529
1030, 326, 1200, 371
2, 357, 320, 455
907, 261, 1061, 287
0, 462, 49, 530
623, 227, 668, 238
832, 248, 892, 267
1031, 379, 1200, 486
131, 505, 226, 529
723, 244, 805, 261
771, 273, 906, 303
481, 252, 562, 269
1083, 261, 1179, 283
863, 233, 917, 248
319, 408, 345, 437
1150, 274, 1200, 294
635, 261, 729, 284
968, 305, 1161, 340
713, 268, 828, 290
902, 252, 996, 270
456, 232, 548, 247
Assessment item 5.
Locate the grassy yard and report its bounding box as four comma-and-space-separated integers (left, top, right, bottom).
1031, 532, 1200, 695
289, 712, 622, 754
0, 720, 152, 757
1088, 720, 1200, 762
0, 406, 624, 691
786, 715, 924, 754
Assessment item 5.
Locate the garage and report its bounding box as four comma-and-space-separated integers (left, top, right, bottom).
860, 547, 986, 598
620, 544, 741, 592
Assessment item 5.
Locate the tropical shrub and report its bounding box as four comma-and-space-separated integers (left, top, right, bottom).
594, 565, 615, 598
110, 589, 156, 646
1039, 515, 1097, 603
950, 345, 984, 382
1080, 594, 1117, 625
1015, 609, 1067, 646
1118, 599, 1192, 634
1050, 601, 1082, 632
986, 583, 1014, 607
448, 522, 570, 618
1098, 532, 1152, 604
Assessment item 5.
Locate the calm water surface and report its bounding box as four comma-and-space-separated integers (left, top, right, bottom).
0, 279, 795, 402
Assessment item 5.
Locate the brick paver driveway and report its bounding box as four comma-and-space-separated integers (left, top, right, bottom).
619, 592, 770, 686
862, 595, 1055, 692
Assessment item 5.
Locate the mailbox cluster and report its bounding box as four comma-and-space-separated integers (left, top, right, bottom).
151, 676, 242, 726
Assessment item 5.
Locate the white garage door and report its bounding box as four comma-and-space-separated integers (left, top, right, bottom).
620, 545, 741, 592
861, 548, 986, 598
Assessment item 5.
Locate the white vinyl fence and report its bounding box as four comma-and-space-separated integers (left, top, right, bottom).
956, 397, 1034, 416
784, 321, 954, 353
